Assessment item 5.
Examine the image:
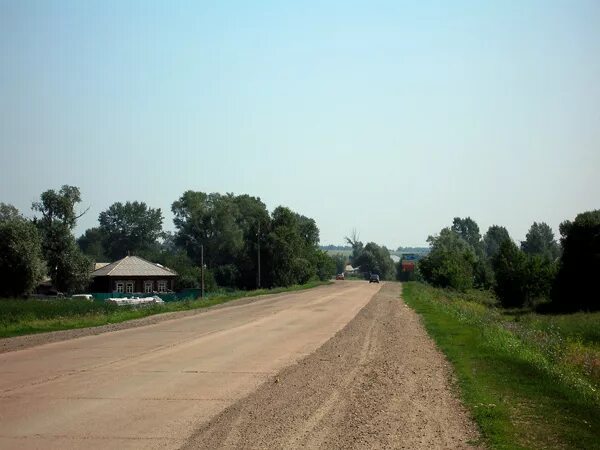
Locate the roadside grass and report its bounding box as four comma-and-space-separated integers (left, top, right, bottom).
0, 280, 331, 339
402, 282, 600, 450
515, 312, 600, 348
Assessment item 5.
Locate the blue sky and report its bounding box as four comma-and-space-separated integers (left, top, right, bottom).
1, 0, 599, 247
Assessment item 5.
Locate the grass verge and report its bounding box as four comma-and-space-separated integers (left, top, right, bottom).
402, 282, 599, 450
0, 281, 331, 339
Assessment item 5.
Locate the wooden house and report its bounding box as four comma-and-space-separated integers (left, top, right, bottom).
90, 255, 177, 294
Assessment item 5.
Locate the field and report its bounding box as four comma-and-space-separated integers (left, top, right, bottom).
0, 281, 330, 339
323, 249, 353, 258
403, 282, 600, 449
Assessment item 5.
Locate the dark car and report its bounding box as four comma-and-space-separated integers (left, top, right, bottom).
369, 274, 380, 283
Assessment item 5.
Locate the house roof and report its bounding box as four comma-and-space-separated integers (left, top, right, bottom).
94, 262, 110, 271
91, 256, 177, 278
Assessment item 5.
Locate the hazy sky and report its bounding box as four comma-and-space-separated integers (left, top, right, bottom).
1, 0, 599, 247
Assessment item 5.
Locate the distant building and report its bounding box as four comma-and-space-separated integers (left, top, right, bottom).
400, 253, 423, 273
344, 264, 359, 274
90, 255, 177, 294
401, 261, 416, 272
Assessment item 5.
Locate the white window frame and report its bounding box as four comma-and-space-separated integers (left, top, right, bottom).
115, 282, 124, 293
157, 280, 167, 293
125, 282, 134, 294
144, 281, 153, 293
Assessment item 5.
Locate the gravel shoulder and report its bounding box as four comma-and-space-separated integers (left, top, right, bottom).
182, 282, 481, 449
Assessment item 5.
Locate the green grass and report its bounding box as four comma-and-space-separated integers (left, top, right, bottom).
402, 282, 600, 450
0, 281, 331, 339
516, 312, 600, 348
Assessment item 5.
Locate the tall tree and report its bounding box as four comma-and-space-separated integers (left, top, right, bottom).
451, 217, 482, 249
521, 222, 560, 261
493, 240, 556, 308
77, 227, 107, 261
172, 191, 326, 289
32, 185, 91, 293
451, 217, 492, 288
492, 240, 528, 308
552, 210, 600, 311
0, 209, 45, 296
32, 185, 86, 229
98, 201, 164, 260
0, 203, 22, 222
483, 225, 511, 259
172, 192, 244, 269
172, 192, 272, 288
268, 207, 316, 287
231, 195, 270, 289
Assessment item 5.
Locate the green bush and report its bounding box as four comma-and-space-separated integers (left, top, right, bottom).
419, 228, 476, 291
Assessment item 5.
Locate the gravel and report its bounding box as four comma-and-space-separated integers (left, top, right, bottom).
181, 282, 482, 449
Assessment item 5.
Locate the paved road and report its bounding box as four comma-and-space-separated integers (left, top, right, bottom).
0, 282, 380, 449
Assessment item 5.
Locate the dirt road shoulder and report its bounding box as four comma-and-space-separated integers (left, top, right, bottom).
182, 282, 481, 449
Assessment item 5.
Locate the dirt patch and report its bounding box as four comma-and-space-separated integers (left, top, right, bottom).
181, 282, 481, 449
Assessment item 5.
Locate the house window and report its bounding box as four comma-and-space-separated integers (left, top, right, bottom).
115, 282, 124, 293
157, 280, 167, 293
144, 281, 153, 293
126, 282, 134, 294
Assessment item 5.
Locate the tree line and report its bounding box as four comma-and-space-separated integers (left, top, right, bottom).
343, 231, 396, 280
416, 212, 599, 311
0, 186, 336, 297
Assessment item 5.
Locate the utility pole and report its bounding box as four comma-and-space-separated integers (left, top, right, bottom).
200, 244, 205, 298
257, 223, 261, 289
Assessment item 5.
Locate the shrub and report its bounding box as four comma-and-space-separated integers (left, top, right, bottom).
419, 228, 476, 291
